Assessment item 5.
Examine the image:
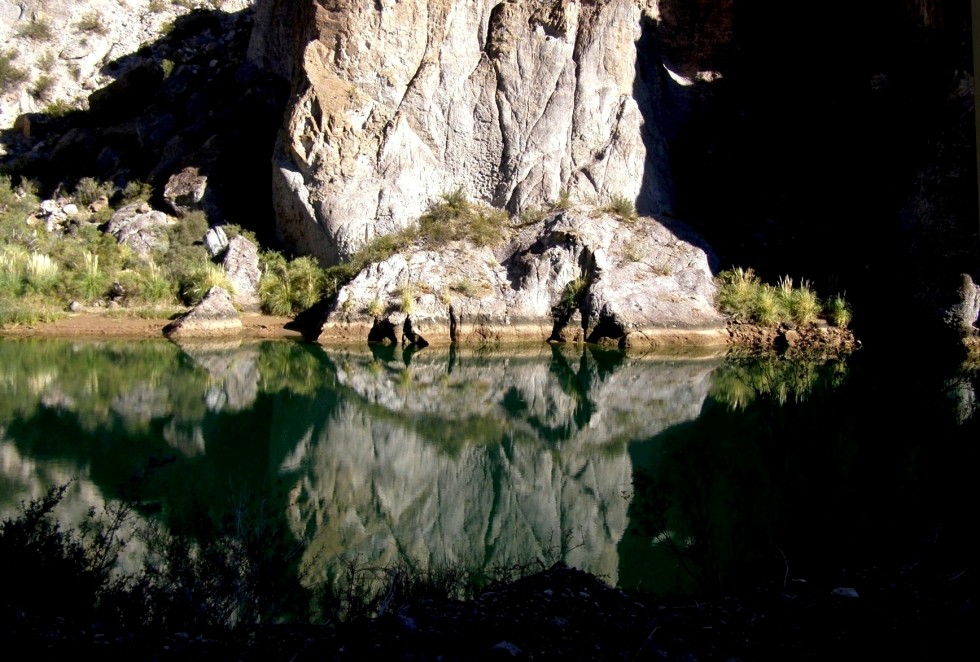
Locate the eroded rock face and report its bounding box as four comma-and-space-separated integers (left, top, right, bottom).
321, 208, 726, 346
256, 0, 679, 263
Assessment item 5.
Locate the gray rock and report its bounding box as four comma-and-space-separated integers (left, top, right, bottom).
205, 225, 229, 258
258, 0, 688, 263
163, 166, 209, 217
321, 209, 725, 346
105, 203, 174, 257
163, 287, 242, 339
221, 236, 261, 312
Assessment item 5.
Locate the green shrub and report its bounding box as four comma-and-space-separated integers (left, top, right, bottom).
120, 181, 154, 204
789, 280, 821, 325
179, 262, 232, 305
602, 194, 637, 221
552, 277, 588, 319
73, 178, 116, 207
826, 294, 852, 328
24, 252, 59, 293
171, 210, 209, 247
259, 253, 326, 315
68, 252, 110, 302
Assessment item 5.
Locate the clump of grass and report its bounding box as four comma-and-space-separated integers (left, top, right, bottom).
552, 190, 573, 211
24, 252, 59, 293
417, 188, 509, 248
715, 267, 760, 323
69, 251, 110, 302
16, 19, 53, 42
826, 294, 852, 328
179, 262, 233, 305
450, 278, 479, 297
136, 261, 174, 303
73, 178, 116, 207
0, 248, 25, 296
398, 282, 415, 313
259, 253, 326, 316
36, 51, 56, 72
552, 276, 588, 319
43, 99, 74, 117
120, 181, 154, 205
29, 74, 56, 101
602, 194, 637, 222
0, 50, 29, 93
366, 298, 384, 318
790, 280, 821, 326
77, 12, 109, 35
715, 268, 845, 327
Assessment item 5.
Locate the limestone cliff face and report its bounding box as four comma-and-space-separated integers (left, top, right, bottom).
254, 0, 676, 263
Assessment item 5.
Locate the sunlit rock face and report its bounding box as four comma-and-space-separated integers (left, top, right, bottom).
283, 346, 722, 585
322, 209, 726, 346
251, 0, 678, 263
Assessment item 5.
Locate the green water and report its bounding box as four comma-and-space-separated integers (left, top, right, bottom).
0, 338, 975, 593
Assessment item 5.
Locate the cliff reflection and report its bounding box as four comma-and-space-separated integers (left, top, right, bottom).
0, 339, 723, 587
284, 345, 722, 586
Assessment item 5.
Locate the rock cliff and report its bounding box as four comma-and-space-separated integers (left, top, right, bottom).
255, 0, 684, 263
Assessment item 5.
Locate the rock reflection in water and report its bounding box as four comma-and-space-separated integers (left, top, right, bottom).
288, 345, 722, 586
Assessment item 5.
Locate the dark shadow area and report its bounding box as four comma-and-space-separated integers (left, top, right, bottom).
634, 0, 978, 344
0, 8, 289, 248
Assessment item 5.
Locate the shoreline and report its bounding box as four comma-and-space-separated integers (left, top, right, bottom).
0, 313, 862, 354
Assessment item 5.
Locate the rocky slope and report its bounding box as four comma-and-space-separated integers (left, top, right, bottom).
0, 1, 252, 131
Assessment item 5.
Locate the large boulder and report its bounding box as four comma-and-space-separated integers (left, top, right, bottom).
163, 167, 209, 218
105, 203, 174, 257
221, 235, 261, 312
163, 286, 242, 339
320, 208, 725, 347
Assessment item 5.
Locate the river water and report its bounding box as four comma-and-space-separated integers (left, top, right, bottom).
0, 338, 975, 594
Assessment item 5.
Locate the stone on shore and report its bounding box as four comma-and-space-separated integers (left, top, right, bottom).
163, 287, 242, 339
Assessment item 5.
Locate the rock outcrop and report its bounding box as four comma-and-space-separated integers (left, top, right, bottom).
255, 0, 682, 264
320, 208, 726, 346
163, 286, 242, 338
220, 235, 261, 312
105, 203, 174, 257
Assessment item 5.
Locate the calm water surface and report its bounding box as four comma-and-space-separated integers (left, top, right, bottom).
0, 338, 975, 593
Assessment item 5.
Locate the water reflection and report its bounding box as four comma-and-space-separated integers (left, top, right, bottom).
0, 339, 974, 594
